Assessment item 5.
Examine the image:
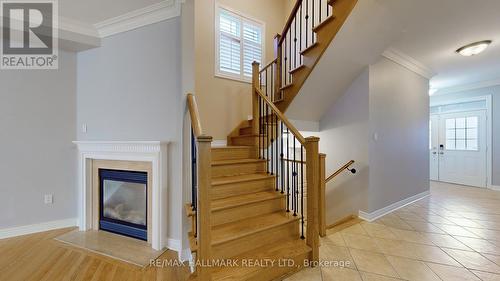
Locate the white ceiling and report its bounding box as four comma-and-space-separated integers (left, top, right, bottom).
60, 0, 163, 24
287, 0, 500, 121
391, 0, 500, 92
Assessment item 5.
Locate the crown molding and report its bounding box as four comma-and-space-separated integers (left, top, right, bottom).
434, 77, 500, 96
94, 0, 182, 38
382, 48, 435, 79
59, 17, 100, 38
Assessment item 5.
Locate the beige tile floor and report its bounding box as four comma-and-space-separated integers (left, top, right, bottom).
286, 181, 500, 281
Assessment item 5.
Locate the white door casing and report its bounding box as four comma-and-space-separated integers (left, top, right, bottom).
430, 115, 439, 181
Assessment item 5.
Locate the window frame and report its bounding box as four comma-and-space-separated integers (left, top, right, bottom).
214, 3, 266, 83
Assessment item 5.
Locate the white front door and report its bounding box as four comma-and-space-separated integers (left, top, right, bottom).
437, 110, 487, 187
430, 115, 439, 181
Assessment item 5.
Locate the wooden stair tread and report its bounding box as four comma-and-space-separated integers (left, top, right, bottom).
212, 191, 284, 211
231, 134, 260, 138
212, 158, 266, 166
290, 64, 305, 74
212, 146, 253, 150
300, 42, 319, 55
212, 212, 300, 245
280, 83, 293, 91
212, 173, 274, 186
312, 15, 336, 32
211, 239, 311, 280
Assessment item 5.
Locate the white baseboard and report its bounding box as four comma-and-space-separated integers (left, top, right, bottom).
0, 218, 78, 240
179, 248, 192, 262
211, 140, 227, 147
167, 238, 181, 251
488, 184, 500, 191
167, 238, 192, 261
358, 190, 430, 222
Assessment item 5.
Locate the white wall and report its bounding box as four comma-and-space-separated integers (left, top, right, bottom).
317, 69, 369, 224
77, 19, 184, 243
368, 57, 430, 212
0, 50, 77, 228
431, 86, 500, 186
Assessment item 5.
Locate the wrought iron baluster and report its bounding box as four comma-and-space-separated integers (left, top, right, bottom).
286, 127, 290, 213
280, 121, 284, 194
300, 144, 305, 239
293, 136, 297, 216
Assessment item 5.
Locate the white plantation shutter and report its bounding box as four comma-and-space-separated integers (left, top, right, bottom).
217, 7, 263, 80
243, 23, 262, 77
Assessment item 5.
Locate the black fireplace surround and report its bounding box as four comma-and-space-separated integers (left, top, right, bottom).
99, 169, 147, 241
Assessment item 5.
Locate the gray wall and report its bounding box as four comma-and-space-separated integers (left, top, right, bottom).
311, 57, 430, 223
0, 50, 77, 228
317, 69, 370, 224
368, 57, 430, 212
77, 19, 184, 242
431, 86, 500, 185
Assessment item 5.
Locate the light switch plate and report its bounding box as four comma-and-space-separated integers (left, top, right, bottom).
44, 194, 53, 204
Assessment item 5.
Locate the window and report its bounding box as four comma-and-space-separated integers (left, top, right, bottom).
216, 7, 263, 81
445, 117, 478, 151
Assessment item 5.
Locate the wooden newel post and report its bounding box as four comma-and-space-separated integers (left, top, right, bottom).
305, 136, 320, 263
197, 135, 212, 281
273, 34, 282, 100
319, 153, 326, 237
252, 62, 260, 139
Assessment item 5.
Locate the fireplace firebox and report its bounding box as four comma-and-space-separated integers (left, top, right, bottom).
99, 169, 148, 240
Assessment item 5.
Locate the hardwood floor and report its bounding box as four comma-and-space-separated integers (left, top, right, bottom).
0, 228, 190, 281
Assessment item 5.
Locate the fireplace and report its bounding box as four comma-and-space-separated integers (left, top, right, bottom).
99, 169, 148, 241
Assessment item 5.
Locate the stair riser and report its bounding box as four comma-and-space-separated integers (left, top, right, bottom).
231, 136, 258, 146
212, 197, 285, 226
212, 162, 266, 178
211, 177, 276, 200
239, 127, 253, 135
212, 221, 299, 260
212, 148, 255, 161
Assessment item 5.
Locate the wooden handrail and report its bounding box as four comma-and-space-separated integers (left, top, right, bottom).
326, 160, 355, 183
259, 58, 277, 73
278, 0, 303, 46
187, 93, 203, 138
187, 93, 212, 280
255, 87, 306, 144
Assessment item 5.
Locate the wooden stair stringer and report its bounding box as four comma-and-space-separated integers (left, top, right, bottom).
276, 0, 358, 113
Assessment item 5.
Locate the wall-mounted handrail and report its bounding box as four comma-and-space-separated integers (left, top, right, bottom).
319, 159, 355, 237
326, 160, 355, 183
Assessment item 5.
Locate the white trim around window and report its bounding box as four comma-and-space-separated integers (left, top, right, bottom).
214, 3, 266, 83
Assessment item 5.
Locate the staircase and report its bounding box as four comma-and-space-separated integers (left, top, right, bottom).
186, 0, 357, 280
187, 145, 310, 281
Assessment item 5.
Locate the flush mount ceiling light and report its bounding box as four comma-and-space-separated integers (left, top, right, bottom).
456, 40, 492, 56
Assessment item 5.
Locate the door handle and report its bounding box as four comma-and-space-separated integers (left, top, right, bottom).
439, 152, 444, 155
432, 152, 437, 155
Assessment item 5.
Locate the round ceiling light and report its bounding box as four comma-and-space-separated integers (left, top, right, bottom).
456, 40, 492, 56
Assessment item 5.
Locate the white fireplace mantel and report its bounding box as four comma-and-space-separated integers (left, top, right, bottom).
73, 141, 169, 250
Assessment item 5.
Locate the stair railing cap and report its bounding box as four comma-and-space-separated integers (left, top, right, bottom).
305, 136, 320, 142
